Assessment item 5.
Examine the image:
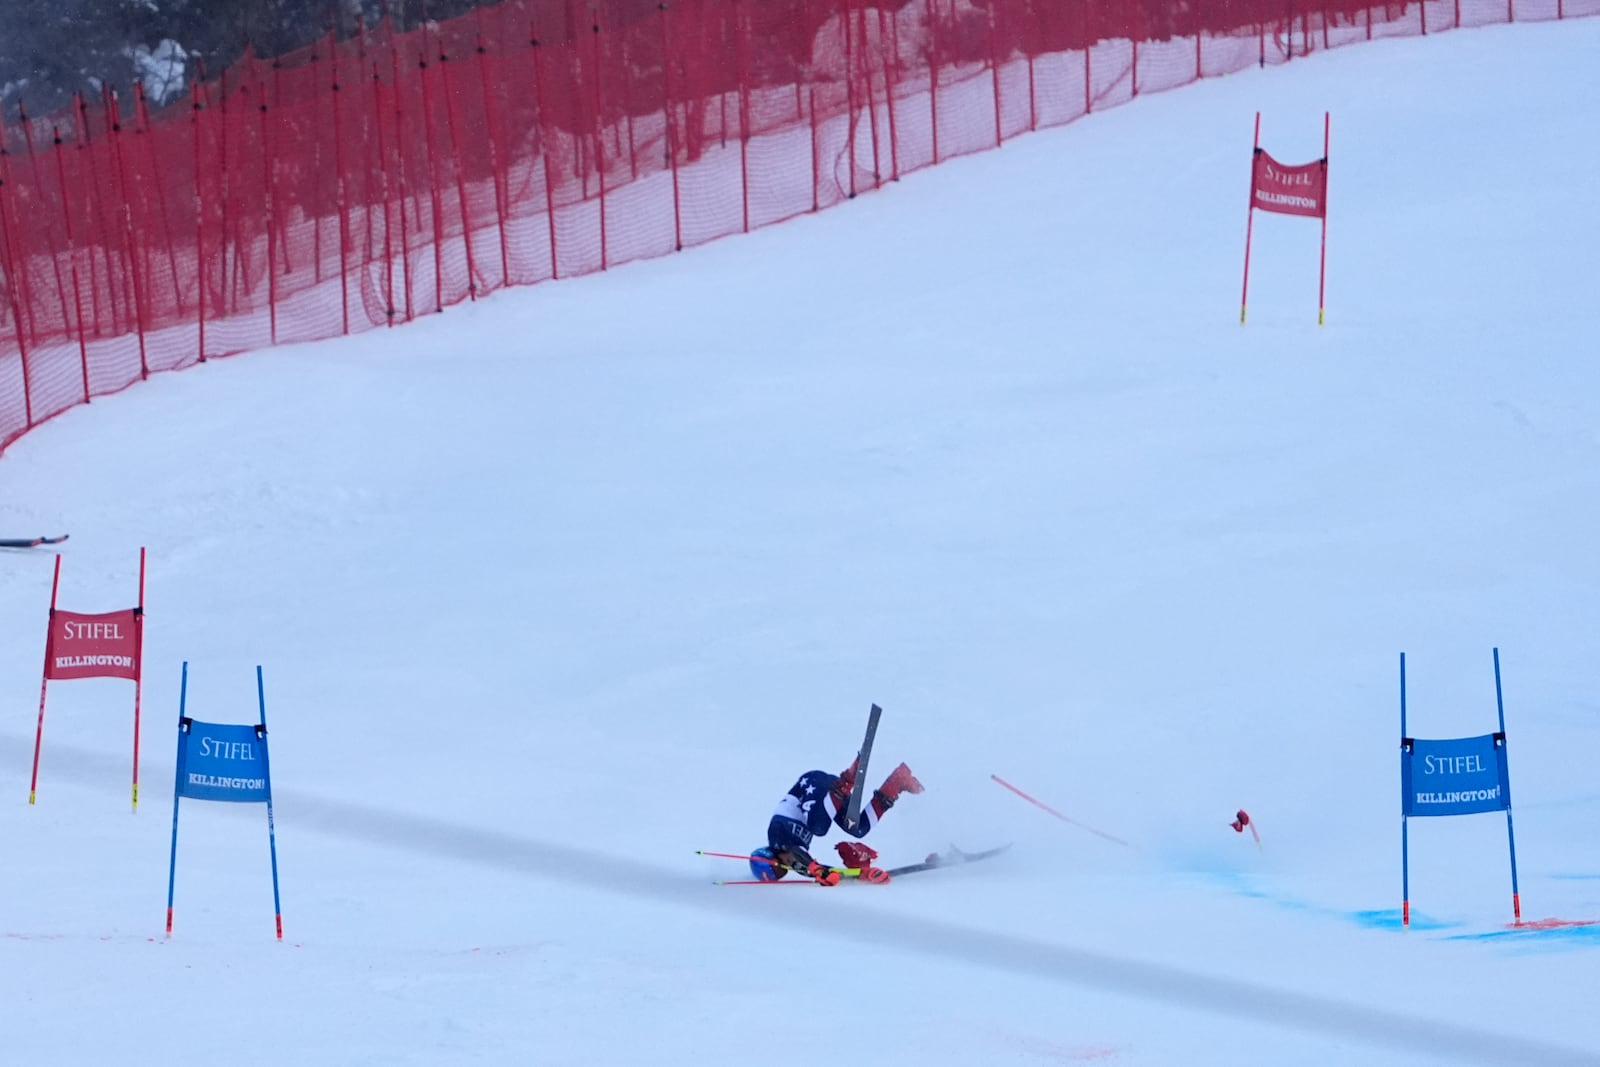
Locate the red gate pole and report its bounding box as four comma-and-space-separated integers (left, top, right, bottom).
132, 546, 147, 812
475, 13, 512, 287
1318, 112, 1329, 326
660, 5, 683, 250
50, 124, 92, 400
1240, 112, 1259, 325
29, 554, 62, 805
530, 27, 560, 280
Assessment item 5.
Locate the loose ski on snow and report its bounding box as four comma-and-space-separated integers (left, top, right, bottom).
0, 534, 69, 548
882, 843, 1012, 878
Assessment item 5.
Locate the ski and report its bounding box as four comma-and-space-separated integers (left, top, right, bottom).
713, 865, 862, 886
843, 703, 882, 833
883, 843, 1012, 878
706, 844, 1008, 886
0, 534, 69, 548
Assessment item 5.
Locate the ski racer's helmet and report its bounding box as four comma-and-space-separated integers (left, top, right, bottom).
750, 847, 785, 881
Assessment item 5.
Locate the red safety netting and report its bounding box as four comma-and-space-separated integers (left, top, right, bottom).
0, 0, 1591, 453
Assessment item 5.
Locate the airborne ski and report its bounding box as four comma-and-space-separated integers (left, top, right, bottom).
0, 534, 69, 548
842, 703, 882, 833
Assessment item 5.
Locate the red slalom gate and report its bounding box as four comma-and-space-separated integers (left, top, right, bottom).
29, 548, 148, 810
1240, 111, 1331, 325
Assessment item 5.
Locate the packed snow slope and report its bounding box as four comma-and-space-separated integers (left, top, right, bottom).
3, 17, 1598, 1067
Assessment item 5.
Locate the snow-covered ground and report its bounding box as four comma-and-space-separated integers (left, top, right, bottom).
3, 18, 1598, 1065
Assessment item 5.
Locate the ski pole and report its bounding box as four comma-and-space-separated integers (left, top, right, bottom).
696, 850, 779, 865
991, 774, 1131, 846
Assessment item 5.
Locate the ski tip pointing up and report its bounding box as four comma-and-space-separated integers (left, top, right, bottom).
0, 534, 69, 549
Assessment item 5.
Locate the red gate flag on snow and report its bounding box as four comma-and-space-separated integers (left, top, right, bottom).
1251, 153, 1327, 218
1240, 112, 1330, 325
29, 549, 148, 809
46, 609, 141, 680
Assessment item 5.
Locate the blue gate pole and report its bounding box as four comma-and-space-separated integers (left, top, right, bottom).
258, 665, 284, 940
1400, 652, 1410, 927
165, 661, 188, 936
1493, 648, 1521, 922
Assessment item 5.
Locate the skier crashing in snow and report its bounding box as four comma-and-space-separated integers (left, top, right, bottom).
750, 758, 923, 884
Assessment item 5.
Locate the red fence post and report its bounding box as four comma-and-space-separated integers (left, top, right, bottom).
809, 84, 821, 212
736, 0, 753, 228
20, 102, 74, 341
388, 45, 414, 322
475, 16, 512, 287
530, 27, 560, 280
51, 124, 91, 399
74, 95, 113, 339
1085, 9, 1095, 112
439, 42, 479, 300
215, 69, 232, 316
858, 3, 882, 188
878, 5, 901, 178
660, 5, 683, 250
926, 0, 940, 163
371, 64, 395, 323
589, 16, 609, 270
0, 119, 34, 423
416, 38, 446, 313
331, 35, 352, 333
842, 0, 858, 195
258, 58, 279, 344
987, 0, 1003, 146
271, 61, 293, 278
134, 84, 184, 317
106, 87, 150, 379
192, 84, 207, 362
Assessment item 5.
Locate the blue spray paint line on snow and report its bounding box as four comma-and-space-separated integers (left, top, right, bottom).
1348, 908, 1456, 932
1440, 923, 1600, 953
1175, 862, 1462, 932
